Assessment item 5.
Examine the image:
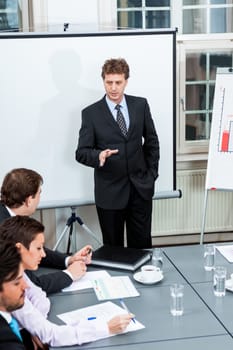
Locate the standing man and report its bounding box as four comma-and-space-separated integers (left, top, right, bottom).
0, 240, 28, 349
76, 58, 159, 248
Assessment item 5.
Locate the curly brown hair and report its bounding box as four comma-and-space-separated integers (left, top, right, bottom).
101, 58, 130, 80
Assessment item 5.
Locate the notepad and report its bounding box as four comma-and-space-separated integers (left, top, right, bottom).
91, 245, 152, 271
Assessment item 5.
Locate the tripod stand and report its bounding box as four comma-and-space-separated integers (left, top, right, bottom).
53, 206, 102, 254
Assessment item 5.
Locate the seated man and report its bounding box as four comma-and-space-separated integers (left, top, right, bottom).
0, 240, 27, 350
0, 168, 92, 294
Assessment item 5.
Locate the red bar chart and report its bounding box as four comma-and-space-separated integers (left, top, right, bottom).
220, 119, 233, 152
221, 130, 229, 152
217, 85, 233, 153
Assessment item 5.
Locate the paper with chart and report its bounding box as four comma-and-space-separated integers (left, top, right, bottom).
205, 68, 233, 190
57, 301, 144, 335
62, 270, 111, 292
92, 275, 140, 300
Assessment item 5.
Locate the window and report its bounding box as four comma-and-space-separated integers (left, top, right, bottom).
117, 0, 171, 29
117, 0, 233, 34
182, 0, 233, 34
185, 51, 233, 142
178, 37, 233, 154
0, 0, 22, 31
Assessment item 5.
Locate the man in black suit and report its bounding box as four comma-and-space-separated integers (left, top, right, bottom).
0, 240, 27, 350
76, 58, 160, 249
0, 168, 92, 295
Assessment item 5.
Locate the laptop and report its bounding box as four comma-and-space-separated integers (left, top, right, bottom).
91, 245, 152, 271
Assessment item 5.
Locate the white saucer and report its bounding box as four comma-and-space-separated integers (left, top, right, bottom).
133, 271, 163, 285
225, 279, 233, 292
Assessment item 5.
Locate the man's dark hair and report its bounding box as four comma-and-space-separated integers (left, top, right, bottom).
0, 215, 45, 249
0, 168, 43, 208
0, 240, 21, 291
101, 58, 130, 80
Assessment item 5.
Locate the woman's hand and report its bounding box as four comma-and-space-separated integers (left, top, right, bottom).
107, 313, 134, 334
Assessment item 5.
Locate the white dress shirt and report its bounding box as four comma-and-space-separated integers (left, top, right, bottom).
12, 273, 109, 346
0, 310, 12, 323
106, 95, 130, 130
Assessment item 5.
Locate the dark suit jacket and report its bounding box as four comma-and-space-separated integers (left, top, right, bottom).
0, 315, 26, 350
76, 94, 160, 209
0, 203, 72, 294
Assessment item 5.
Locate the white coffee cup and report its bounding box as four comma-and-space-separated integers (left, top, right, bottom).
141, 265, 160, 283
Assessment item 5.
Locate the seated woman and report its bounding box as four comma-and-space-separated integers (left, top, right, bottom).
0, 216, 133, 348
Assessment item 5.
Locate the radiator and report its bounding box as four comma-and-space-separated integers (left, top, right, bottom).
152, 170, 233, 236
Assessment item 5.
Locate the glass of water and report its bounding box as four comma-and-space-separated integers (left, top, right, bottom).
151, 248, 163, 271
170, 283, 184, 316
213, 266, 227, 297
204, 244, 215, 271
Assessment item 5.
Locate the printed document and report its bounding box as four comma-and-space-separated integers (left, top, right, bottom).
57, 301, 145, 334
92, 275, 140, 300
62, 270, 111, 292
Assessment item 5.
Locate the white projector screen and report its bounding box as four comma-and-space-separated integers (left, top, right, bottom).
0, 30, 178, 209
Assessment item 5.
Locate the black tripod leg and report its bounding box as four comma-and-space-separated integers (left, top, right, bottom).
66, 223, 74, 254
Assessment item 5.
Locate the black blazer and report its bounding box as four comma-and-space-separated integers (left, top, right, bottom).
0, 315, 26, 350
0, 203, 72, 294
76, 94, 160, 209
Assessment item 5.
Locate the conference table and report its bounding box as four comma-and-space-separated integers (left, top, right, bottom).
45, 244, 233, 350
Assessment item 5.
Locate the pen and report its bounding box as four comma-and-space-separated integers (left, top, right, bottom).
87, 248, 92, 255
83, 248, 92, 263
87, 317, 96, 320
119, 299, 136, 323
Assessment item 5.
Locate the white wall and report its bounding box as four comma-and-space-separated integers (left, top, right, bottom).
47, 0, 99, 32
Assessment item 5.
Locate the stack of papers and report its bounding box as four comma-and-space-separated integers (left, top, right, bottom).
62, 271, 140, 301
59, 271, 144, 340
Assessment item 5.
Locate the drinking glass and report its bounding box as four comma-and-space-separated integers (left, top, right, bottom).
204, 244, 215, 271
151, 248, 163, 271
213, 266, 226, 297
170, 283, 184, 316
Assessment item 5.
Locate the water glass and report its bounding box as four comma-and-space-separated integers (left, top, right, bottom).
170, 283, 184, 316
204, 244, 215, 271
151, 248, 163, 271
213, 266, 226, 297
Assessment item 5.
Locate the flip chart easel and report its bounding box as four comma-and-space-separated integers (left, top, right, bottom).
200, 67, 233, 244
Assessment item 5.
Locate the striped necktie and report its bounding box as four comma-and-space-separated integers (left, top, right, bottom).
9, 317, 23, 341
115, 104, 127, 136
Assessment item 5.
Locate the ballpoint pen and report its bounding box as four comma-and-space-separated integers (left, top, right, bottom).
119, 299, 136, 323
83, 248, 92, 263
87, 317, 96, 320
